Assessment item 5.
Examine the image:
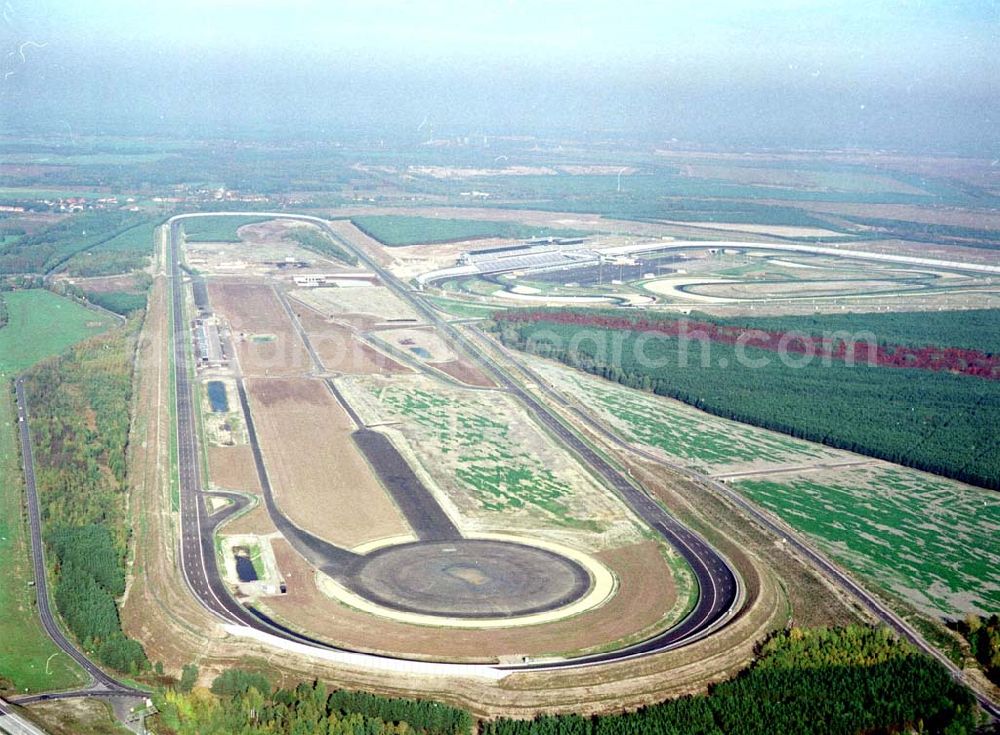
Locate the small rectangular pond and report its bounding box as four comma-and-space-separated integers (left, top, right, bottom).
207, 380, 229, 413
233, 546, 258, 582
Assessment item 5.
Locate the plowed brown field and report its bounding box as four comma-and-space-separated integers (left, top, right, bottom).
245, 377, 412, 548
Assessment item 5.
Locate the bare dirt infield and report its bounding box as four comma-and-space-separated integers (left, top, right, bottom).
209, 281, 312, 376
430, 359, 496, 387
245, 377, 412, 549
294, 308, 410, 375
208, 445, 262, 493
262, 538, 677, 660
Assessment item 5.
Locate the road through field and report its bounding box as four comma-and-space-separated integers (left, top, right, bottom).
12, 379, 148, 708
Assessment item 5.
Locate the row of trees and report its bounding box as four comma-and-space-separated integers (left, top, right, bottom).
494, 309, 999, 380
482, 627, 978, 735
156, 673, 472, 735
152, 628, 978, 735
287, 227, 359, 266
954, 614, 1000, 685
0, 292, 7, 328
492, 316, 1000, 489
23, 320, 149, 673
0, 209, 153, 275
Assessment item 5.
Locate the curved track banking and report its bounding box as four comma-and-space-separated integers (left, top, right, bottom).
161, 212, 998, 719
488, 337, 1000, 716
165, 213, 743, 671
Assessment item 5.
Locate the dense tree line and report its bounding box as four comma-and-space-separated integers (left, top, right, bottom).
0, 293, 7, 328
492, 315, 1000, 489
705, 308, 1000, 355
156, 673, 472, 735
0, 210, 153, 275
287, 227, 359, 266
953, 614, 1000, 685
153, 628, 977, 735
23, 320, 148, 672
84, 289, 148, 315
495, 309, 999, 380
482, 627, 978, 735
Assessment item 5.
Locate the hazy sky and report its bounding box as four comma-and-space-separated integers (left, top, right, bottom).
2, 0, 998, 151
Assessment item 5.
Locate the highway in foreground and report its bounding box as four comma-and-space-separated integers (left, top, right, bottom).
0, 697, 49, 735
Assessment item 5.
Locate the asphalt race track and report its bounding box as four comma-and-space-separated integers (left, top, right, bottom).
343, 540, 592, 618
165, 213, 745, 670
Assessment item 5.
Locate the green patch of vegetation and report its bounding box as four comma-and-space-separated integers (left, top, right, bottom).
0, 292, 6, 328
286, 226, 357, 265
352, 215, 588, 246
536, 361, 829, 469
423, 295, 501, 318
181, 215, 269, 242
494, 316, 1000, 489
23, 318, 149, 674
0, 291, 113, 374
0, 187, 103, 201
0, 210, 155, 276
155, 674, 472, 735
736, 469, 999, 617
84, 290, 147, 316
483, 626, 978, 735
0, 291, 109, 692
951, 614, 1000, 685
371, 384, 594, 526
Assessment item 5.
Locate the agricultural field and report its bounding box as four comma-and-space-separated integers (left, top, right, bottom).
245, 377, 413, 549
292, 308, 410, 375
337, 374, 645, 549
209, 282, 311, 376
351, 214, 588, 246
0, 290, 115, 693
522, 356, 842, 474
0, 209, 154, 276
737, 467, 1000, 618
512, 353, 999, 620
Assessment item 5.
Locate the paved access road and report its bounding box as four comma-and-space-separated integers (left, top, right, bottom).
13, 379, 149, 706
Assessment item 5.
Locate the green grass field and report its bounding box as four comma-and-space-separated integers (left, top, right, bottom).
369, 383, 594, 525
0, 187, 103, 202
351, 215, 588, 246
738, 468, 1000, 618
181, 215, 270, 242
0, 291, 113, 693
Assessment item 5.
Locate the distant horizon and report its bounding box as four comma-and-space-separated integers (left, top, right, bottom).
2, 1, 998, 155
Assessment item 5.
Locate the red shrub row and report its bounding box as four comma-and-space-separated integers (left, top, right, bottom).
497, 310, 1000, 380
